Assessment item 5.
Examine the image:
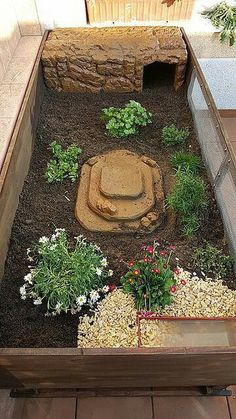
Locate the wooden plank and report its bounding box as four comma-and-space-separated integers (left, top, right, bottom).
12, 398, 76, 419
0, 349, 236, 388
0, 366, 23, 389
228, 386, 236, 418
0, 32, 47, 193
0, 35, 46, 280
77, 396, 152, 419
11, 386, 206, 398
153, 396, 230, 419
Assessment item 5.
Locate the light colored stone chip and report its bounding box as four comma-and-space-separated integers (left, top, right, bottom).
77, 269, 236, 348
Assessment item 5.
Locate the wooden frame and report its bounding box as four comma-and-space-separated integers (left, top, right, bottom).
0, 29, 236, 391
0, 32, 47, 279
0, 347, 235, 389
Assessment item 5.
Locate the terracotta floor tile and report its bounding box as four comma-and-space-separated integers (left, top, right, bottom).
12, 397, 76, 419
77, 397, 153, 419
228, 386, 236, 418
153, 396, 230, 419
221, 117, 236, 142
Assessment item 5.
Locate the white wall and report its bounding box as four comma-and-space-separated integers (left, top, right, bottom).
199, 58, 236, 109
11, 0, 236, 33
2, 0, 236, 35
13, 0, 42, 35
35, 0, 87, 31
0, 0, 21, 81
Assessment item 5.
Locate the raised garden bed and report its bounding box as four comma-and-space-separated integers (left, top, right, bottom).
0, 29, 236, 390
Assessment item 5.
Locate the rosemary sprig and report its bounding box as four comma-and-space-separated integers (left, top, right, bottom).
202, 2, 236, 47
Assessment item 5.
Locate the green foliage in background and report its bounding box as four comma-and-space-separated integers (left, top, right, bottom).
101, 100, 152, 138
202, 2, 236, 46
45, 141, 82, 183
161, 124, 190, 146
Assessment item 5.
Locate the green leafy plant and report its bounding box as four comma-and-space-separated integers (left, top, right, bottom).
161, 124, 190, 146
166, 168, 208, 237
20, 229, 113, 315
121, 241, 176, 311
45, 141, 82, 183
202, 2, 236, 47
101, 100, 152, 138
192, 242, 234, 279
170, 151, 202, 174
181, 214, 200, 237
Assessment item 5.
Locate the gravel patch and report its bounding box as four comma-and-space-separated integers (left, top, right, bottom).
78, 289, 138, 348
158, 268, 236, 318
78, 270, 236, 348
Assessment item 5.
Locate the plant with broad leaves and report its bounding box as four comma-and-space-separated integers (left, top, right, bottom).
20, 229, 113, 315
101, 100, 152, 138
161, 124, 190, 146
120, 241, 177, 311
45, 141, 82, 183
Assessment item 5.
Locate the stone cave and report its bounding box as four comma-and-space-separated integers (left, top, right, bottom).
42, 26, 188, 93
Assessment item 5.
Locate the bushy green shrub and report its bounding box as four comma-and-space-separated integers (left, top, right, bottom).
161, 124, 190, 146
121, 242, 176, 311
166, 168, 208, 236
20, 229, 113, 315
192, 242, 234, 279
101, 100, 152, 138
170, 151, 202, 174
45, 141, 82, 183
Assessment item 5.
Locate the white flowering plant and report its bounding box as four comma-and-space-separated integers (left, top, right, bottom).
20, 229, 113, 315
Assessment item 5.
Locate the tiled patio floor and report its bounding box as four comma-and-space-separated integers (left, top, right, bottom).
220, 112, 236, 158
0, 387, 236, 419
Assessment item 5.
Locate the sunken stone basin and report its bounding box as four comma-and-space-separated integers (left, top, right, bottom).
75, 150, 165, 233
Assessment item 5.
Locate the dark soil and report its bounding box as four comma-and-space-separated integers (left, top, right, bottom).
0, 76, 234, 347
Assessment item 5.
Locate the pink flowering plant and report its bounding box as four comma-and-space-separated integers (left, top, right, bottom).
120, 240, 177, 311
20, 229, 113, 316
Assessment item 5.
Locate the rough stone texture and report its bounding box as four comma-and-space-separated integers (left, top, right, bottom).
75, 149, 165, 233
42, 27, 188, 93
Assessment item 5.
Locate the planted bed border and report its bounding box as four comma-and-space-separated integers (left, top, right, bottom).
0, 28, 236, 391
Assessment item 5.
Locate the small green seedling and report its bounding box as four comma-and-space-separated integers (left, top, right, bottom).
162, 124, 190, 146
45, 141, 82, 183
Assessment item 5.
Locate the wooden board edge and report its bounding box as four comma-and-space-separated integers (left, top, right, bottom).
0, 31, 48, 195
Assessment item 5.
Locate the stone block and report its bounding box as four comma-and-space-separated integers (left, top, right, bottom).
75, 150, 165, 233
42, 26, 187, 93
